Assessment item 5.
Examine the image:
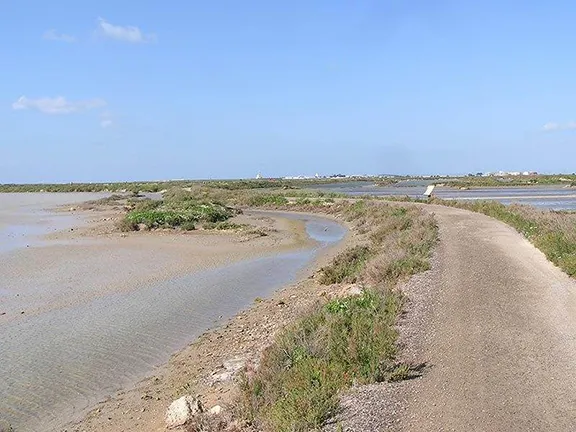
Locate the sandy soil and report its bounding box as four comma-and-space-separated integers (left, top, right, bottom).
1, 196, 353, 432
0, 211, 311, 323
58, 210, 354, 432
330, 204, 576, 432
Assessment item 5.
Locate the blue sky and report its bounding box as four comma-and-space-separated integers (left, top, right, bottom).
2, 1, 576, 182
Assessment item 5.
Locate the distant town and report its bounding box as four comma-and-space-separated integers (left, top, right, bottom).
253, 171, 540, 181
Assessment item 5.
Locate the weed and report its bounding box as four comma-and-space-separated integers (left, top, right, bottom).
423, 198, 576, 277
246, 194, 289, 207
319, 245, 372, 285
237, 200, 438, 429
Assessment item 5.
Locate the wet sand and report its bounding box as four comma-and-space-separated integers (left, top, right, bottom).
0, 194, 347, 431
66, 211, 353, 432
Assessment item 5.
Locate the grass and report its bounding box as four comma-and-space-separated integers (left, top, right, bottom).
318, 245, 372, 284
382, 195, 576, 278
118, 187, 236, 231
237, 201, 438, 431
239, 290, 402, 432
434, 199, 576, 277
437, 174, 576, 188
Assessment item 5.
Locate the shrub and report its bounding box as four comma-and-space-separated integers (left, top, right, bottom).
319, 245, 372, 284
121, 200, 235, 231
238, 201, 438, 429
116, 217, 137, 232
240, 290, 402, 431
246, 194, 289, 207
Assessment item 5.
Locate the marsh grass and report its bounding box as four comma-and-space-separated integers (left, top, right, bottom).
318, 245, 372, 285
119, 187, 236, 231
381, 195, 576, 277
238, 201, 438, 431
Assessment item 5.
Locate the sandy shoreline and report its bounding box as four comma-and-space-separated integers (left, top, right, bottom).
0, 195, 351, 432
1, 211, 311, 324
64, 211, 354, 432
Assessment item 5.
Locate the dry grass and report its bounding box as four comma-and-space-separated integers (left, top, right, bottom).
236, 200, 438, 431
426, 199, 576, 277
381, 195, 576, 277
318, 245, 372, 285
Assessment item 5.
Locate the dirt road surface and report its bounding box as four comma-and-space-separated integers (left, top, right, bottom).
335, 204, 576, 432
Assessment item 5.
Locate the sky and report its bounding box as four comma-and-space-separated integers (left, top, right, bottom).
2, 1, 576, 183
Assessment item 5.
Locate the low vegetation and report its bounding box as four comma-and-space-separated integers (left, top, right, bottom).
237, 200, 438, 431
118, 188, 236, 231
383, 195, 576, 278
318, 245, 372, 284
438, 174, 576, 188
433, 199, 576, 277
0, 178, 385, 193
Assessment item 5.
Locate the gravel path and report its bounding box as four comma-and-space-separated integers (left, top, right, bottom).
332, 204, 576, 432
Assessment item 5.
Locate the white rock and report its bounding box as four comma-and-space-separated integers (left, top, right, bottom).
165, 395, 203, 428
209, 405, 222, 415
211, 357, 246, 383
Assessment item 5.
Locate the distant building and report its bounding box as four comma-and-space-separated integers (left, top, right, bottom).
256, 173, 263, 179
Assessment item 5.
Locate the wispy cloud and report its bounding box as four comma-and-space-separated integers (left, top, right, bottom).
12, 96, 106, 115
100, 111, 113, 128
43, 29, 76, 43
542, 121, 576, 132
97, 18, 156, 43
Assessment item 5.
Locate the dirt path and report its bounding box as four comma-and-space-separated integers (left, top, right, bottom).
335, 204, 576, 431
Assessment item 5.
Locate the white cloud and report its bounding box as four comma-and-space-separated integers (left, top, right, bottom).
543, 122, 560, 131
97, 18, 156, 43
542, 121, 576, 132
100, 111, 113, 128
43, 29, 76, 43
12, 96, 106, 115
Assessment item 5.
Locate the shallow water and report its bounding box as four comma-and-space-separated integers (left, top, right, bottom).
313, 183, 576, 210
0, 193, 109, 253
0, 209, 346, 431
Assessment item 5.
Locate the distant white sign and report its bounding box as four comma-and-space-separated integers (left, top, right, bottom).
423, 185, 435, 197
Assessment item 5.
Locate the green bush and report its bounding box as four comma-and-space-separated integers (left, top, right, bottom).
246, 194, 289, 207
239, 201, 438, 429
319, 245, 372, 284
241, 290, 402, 431
121, 200, 235, 231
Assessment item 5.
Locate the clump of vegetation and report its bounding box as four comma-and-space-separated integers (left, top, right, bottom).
438, 174, 576, 189
238, 201, 438, 430
246, 194, 289, 207
119, 187, 236, 231
319, 245, 372, 284
124, 204, 233, 230
202, 221, 243, 230
240, 290, 401, 432
428, 199, 576, 277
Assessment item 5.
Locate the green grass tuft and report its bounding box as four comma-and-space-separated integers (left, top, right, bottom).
238, 201, 438, 430
319, 245, 372, 285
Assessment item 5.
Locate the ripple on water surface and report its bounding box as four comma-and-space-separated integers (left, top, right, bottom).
0, 215, 346, 431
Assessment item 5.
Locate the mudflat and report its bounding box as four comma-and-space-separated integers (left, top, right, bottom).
0, 193, 346, 431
